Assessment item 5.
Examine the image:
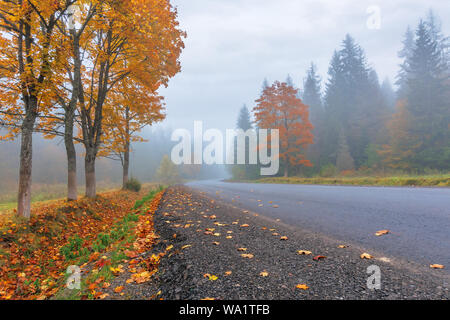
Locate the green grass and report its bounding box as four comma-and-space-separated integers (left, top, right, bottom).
54, 188, 162, 300
243, 174, 450, 187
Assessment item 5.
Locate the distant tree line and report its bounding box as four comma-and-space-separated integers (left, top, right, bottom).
233, 10, 449, 179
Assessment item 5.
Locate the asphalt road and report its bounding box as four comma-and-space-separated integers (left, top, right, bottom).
186, 180, 450, 271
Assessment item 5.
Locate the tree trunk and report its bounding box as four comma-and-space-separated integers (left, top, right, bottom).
65, 117, 77, 201
122, 107, 130, 189
85, 149, 96, 198
284, 165, 289, 178
17, 113, 36, 218
122, 145, 130, 189
65, 29, 81, 201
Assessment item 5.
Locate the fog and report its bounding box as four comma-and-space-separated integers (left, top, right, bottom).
1, 0, 449, 196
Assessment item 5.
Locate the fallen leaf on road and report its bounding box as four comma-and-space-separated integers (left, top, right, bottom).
272, 205, 279, 208
430, 264, 444, 269
313, 255, 326, 261
202, 297, 216, 300
203, 274, 218, 281
297, 250, 312, 255
181, 245, 192, 250
280, 236, 288, 241
260, 271, 269, 277
338, 245, 348, 248
241, 224, 249, 227
114, 286, 124, 293
360, 253, 373, 259
237, 248, 247, 252
296, 284, 309, 290
375, 230, 390, 236
226, 236, 233, 239
241, 254, 254, 259
212, 242, 220, 246
99, 293, 109, 299
225, 271, 232, 276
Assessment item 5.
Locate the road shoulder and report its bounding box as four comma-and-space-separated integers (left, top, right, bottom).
150, 186, 449, 300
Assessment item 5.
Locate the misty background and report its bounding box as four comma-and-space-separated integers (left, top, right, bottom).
1, 0, 449, 198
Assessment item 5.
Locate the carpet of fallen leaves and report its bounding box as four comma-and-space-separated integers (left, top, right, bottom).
0, 190, 148, 300
82, 190, 166, 300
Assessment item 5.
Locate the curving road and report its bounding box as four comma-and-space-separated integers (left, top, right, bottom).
186, 180, 450, 271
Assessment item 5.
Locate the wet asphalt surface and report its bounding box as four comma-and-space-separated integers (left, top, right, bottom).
186, 180, 450, 271
150, 186, 449, 300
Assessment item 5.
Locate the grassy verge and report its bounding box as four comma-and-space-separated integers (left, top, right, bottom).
0, 182, 159, 215
238, 174, 450, 187
0, 186, 164, 300
56, 187, 165, 300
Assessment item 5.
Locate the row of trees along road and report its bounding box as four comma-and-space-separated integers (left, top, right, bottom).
0, 0, 185, 218
234, 11, 449, 179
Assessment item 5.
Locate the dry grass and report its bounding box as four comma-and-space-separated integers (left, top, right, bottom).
0, 182, 160, 215
248, 174, 450, 187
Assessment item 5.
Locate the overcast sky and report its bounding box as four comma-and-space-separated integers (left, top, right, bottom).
157, 0, 449, 132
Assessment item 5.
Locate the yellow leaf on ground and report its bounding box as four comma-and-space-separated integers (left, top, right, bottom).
338, 245, 348, 248
375, 230, 390, 236
241, 253, 254, 259
280, 236, 288, 241
114, 286, 124, 293
360, 253, 373, 259
181, 245, 192, 250
260, 271, 269, 277
296, 284, 309, 290
430, 264, 444, 269
225, 271, 232, 276
297, 250, 312, 255
241, 224, 249, 227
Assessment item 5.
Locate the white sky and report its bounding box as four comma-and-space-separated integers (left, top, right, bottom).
157, 0, 450, 132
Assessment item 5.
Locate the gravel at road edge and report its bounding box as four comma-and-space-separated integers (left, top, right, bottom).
144, 186, 450, 300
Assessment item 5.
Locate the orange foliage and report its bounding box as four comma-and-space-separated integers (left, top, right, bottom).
378, 100, 420, 170
253, 81, 314, 173
0, 190, 149, 300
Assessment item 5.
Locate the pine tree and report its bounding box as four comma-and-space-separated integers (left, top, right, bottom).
303, 63, 323, 119
396, 26, 415, 99
237, 105, 253, 131
336, 130, 355, 172
302, 63, 324, 170
405, 20, 449, 170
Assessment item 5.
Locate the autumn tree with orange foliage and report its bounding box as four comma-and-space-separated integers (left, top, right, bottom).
0, 0, 76, 218
102, 79, 166, 189
378, 100, 420, 170
76, 0, 184, 198
0, 0, 185, 217
253, 81, 314, 177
